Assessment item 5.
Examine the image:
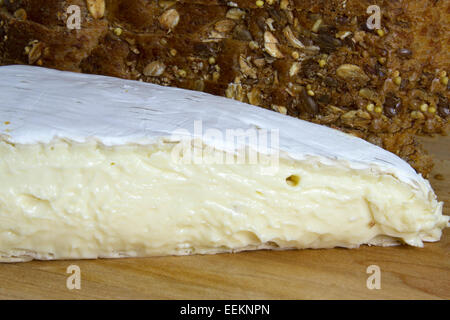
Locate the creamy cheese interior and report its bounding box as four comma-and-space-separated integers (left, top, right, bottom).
0, 139, 446, 262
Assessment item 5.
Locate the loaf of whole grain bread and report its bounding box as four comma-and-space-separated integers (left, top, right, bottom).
0, 0, 448, 175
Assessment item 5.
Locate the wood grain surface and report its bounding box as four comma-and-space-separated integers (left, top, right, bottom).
0, 136, 448, 300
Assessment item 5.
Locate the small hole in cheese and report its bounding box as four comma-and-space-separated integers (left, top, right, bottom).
286, 174, 300, 187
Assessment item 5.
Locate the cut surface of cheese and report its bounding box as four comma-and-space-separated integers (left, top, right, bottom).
0, 65, 447, 262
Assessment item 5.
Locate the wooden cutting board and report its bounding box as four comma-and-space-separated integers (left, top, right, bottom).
0, 136, 448, 300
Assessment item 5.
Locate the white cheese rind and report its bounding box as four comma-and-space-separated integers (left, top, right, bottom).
0, 65, 447, 262
0, 65, 428, 187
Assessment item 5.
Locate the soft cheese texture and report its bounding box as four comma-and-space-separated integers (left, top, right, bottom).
0, 65, 447, 262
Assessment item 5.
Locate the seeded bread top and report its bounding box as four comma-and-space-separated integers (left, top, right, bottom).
0, 0, 448, 176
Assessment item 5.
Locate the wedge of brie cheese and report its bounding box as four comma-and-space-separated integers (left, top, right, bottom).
0, 65, 447, 262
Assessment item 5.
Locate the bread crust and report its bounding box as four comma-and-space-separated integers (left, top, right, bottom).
0, 0, 448, 175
